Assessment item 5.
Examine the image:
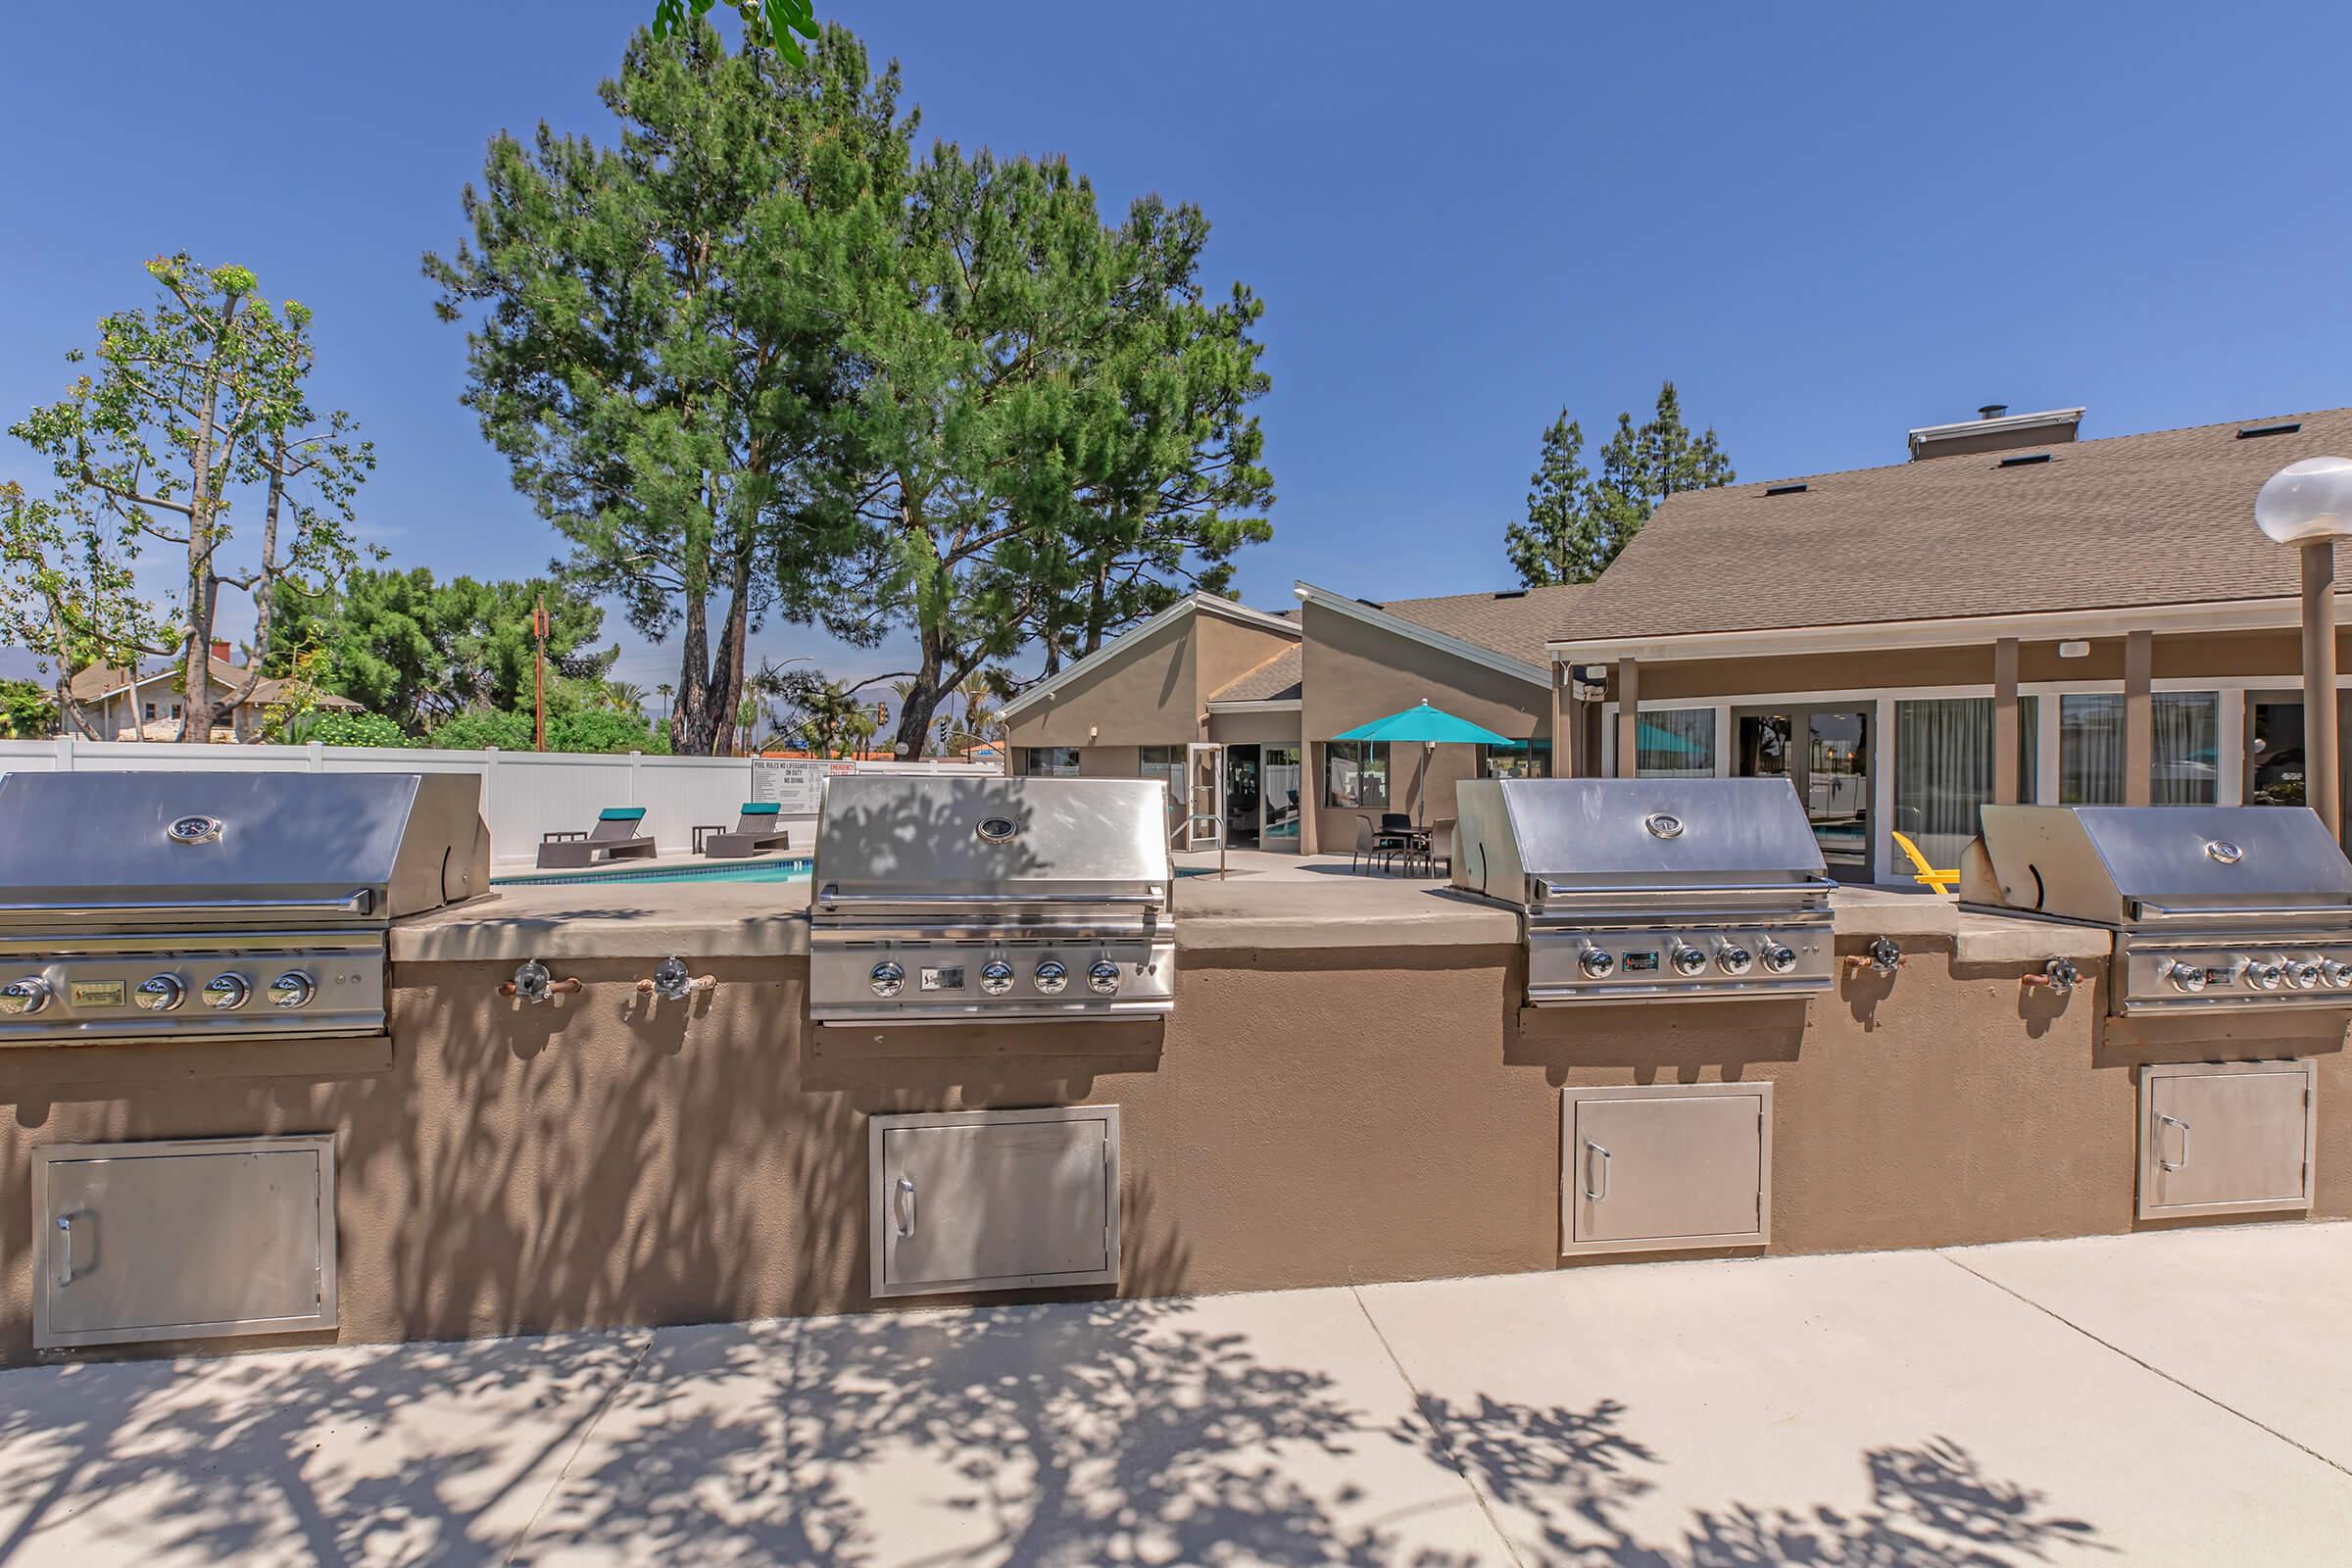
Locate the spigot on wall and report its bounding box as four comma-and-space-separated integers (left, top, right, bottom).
1845, 936, 1905, 978
2023, 956, 2082, 996
638, 956, 716, 1001
501, 958, 583, 1003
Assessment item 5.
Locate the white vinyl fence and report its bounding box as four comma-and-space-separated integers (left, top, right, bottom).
0, 737, 1001, 865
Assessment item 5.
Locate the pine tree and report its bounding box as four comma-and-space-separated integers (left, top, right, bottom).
1506, 381, 1734, 584
1503, 410, 1592, 586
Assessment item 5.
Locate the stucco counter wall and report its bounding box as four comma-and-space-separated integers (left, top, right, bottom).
0, 889, 2338, 1366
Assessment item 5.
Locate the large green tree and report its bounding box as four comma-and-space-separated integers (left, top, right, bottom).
1506, 381, 1735, 585
0, 480, 172, 737
831, 144, 1274, 751
10, 255, 371, 740
426, 22, 907, 755
266, 566, 606, 735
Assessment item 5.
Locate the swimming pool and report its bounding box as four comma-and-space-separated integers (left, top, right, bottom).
491, 858, 813, 888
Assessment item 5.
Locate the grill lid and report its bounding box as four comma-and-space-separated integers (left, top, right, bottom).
814, 775, 1170, 907
1964, 805, 2352, 926
0, 771, 488, 926
1452, 778, 1828, 904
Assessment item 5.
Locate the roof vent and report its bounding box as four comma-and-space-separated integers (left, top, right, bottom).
2236, 421, 2303, 440
1355, 597, 1384, 610
1492, 589, 1527, 600
1998, 452, 2053, 468
1908, 406, 2084, 462
1979, 404, 2009, 420
1765, 482, 1809, 496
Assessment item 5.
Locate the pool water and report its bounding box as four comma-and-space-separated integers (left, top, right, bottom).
491, 858, 813, 888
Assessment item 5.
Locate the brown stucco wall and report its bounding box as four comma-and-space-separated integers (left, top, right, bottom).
1004, 613, 1199, 749
1193, 613, 1298, 710
3, 931, 2344, 1367
1204, 710, 1302, 746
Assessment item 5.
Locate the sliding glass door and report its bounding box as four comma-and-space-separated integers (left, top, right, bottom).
1735, 706, 1870, 880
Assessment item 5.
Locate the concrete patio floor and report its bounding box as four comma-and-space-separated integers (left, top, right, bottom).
2, 1223, 2347, 1566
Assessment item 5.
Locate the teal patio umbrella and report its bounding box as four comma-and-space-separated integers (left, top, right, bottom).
1332, 701, 1515, 825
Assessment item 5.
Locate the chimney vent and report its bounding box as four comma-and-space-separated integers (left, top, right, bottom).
209, 639, 233, 665
1979, 404, 2009, 420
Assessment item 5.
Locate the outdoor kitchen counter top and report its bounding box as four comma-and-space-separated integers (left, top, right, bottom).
389, 875, 2110, 964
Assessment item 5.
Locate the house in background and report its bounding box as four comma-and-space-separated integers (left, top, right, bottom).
1001, 582, 1587, 853
1545, 404, 2352, 884
69, 640, 359, 742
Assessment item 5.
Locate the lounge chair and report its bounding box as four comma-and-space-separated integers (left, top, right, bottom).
702, 802, 792, 859
1891, 830, 1958, 894
538, 807, 658, 869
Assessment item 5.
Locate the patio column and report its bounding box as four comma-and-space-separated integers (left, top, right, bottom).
1548, 660, 1565, 776
1615, 658, 1640, 780
1301, 743, 1320, 855
2124, 630, 2153, 807
1992, 637, 2020, 807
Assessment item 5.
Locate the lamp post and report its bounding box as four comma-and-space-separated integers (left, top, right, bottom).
2255, 456, 2352, 840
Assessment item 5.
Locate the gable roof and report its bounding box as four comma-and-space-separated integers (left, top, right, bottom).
1557, 407, 2352, 648
1374, 583, 1594, 665
999, 593, 1299, 721
1207, 644, 1301, 704
69, 658, 361, 710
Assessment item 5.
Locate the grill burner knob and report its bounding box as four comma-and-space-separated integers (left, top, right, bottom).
2326, 960, 2352, 989
2163, 959, 2208, 994
1670, 943, 1708, 978
268, 972, 316, 1008
1578, 944, 1617, 980
1760, 941, 1798, 975
1716, 942, 1754, 977
1088, 959, 1122, 996
203, 973, 251, 1010
2241, 957, 2285, 991
1034, 959, 1070, 996
979, 960, 1015, 996
2287, 958, 2325, 990
135, 974, 185, 1012
868, 961, 906, 999
0, 978, 51, 1016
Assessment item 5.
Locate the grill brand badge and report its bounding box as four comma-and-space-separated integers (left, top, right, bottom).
2204, 839, 2243, 865
1643, 812, 1686, 841
975, 816, 1019, 844
166, 814, 224, 846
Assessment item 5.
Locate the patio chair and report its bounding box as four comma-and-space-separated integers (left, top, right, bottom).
1419, 816, 1456, 877
1890, 830, 1958, 894
703, 802, 793, 860
1350, 814, 1404, 875
537, 807, 658, 869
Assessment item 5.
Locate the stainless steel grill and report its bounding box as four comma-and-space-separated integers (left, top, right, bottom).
808, 775, 1174, 1025
1451, 778, 1836, 1004
1960, 805, 2352, 1015
0, 771, 489, 1045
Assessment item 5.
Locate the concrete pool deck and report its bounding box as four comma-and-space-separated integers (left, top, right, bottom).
2, 1221, 2345, 1565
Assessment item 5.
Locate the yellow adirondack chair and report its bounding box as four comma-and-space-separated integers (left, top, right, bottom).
1890, 830, 1959, 894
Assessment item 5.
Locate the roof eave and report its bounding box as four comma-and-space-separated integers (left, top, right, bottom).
1293, 582, 1549, 686
999, 594, 1299, 721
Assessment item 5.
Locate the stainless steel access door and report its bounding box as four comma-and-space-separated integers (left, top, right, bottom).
1563, 1083, 1772, 1256
32, 1135, 338, 1349
869, 1106, 1120, 1298
2138, 1060, 2316, 1219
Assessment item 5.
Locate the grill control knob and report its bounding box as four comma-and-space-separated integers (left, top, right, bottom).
1088, 959, 1122, 995
1716, 941, 1754, 977
2287, 957, 2325, 990
979, 959, 1015, 996
202, 973, 251, 1010
1669, 943, 1708, 978
2163, 959, 2208, 993
0, 978, 51, 1016
1578, 944, 1617, 979
2241, 957, 2284, 991
2326, 959, 2352, 989
1760, 940, 1798, 976
135, 974, 185, 1012
268, 971, 316, 1008
867, 961, 906, 999
1034, 959, 1070, 996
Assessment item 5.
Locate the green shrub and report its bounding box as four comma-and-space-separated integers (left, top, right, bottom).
427, 710, 533, 751
427, 706, 669, 756
309, 710, 409, 748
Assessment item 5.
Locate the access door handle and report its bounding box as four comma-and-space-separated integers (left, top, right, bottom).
2157, 1113, 2190, 1173
894, 1176, 917, 1238
1583, 1142, 1612, 1201
53, 1212, 77, 1289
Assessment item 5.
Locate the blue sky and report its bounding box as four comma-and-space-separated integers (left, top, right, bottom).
7, 1, 2350, 693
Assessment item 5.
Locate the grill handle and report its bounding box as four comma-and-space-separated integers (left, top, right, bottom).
2131, 901, 2352, 923
816, 887, 1165, 909
0, 891, 374, 920
1537, 878, 1837, 901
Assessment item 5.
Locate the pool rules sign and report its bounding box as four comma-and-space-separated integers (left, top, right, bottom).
751, 759, 843, 815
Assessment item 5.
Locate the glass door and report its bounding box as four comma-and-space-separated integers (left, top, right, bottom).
1261, 745, 1302, 849
1735, 706, 1871, 880
1224, 745, 1262, 847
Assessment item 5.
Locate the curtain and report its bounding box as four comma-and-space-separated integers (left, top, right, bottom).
2060, 695, 2125, 805
2059, 692, 2219, 805
1637, 709, 1716, 779
1894, 699, 1992, 867
2152, 693, 2219, 805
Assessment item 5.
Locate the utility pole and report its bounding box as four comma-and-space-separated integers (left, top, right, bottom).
531, 594, 549, 754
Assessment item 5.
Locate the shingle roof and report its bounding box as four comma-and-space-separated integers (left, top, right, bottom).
1372, 583, 1594, 665
1559, 408, 2352, 644
68, 658, 360, 710
1208, 645, 1302, 703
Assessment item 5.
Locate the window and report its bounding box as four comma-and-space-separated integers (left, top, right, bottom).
1137, 745, 1186, 832
2060, 692, 2217, 806
1480, 740, 1550, 780
1022, 747, 1081, 778
143, 702, 156, 721
1893, 697, 2038, 868
1323, 740, 1388, 808
1637, 709, 1716, 779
